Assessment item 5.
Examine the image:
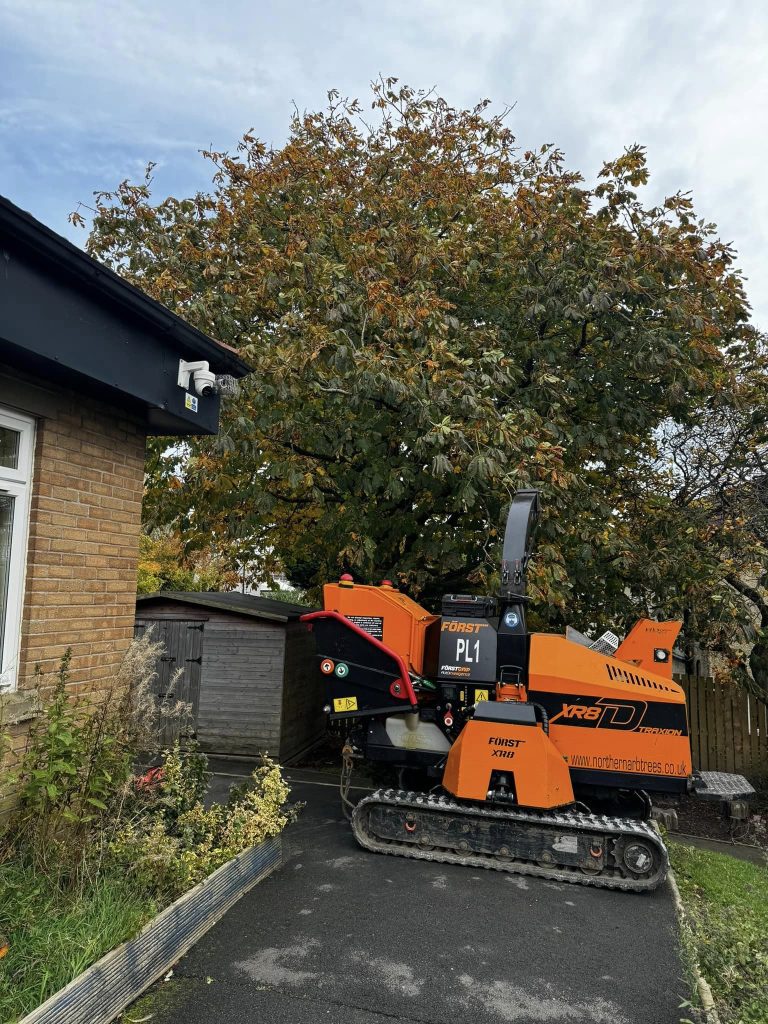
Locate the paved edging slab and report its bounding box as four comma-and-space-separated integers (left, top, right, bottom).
19, 834, 282, 1024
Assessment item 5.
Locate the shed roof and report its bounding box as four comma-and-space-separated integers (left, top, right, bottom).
136, 591, 315, 623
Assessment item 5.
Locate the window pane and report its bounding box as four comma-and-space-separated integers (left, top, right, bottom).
0, 494, 13, 667
0, 427, 20, 470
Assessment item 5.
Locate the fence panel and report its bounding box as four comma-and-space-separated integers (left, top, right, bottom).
685, 677, 700, 769
732, 687, 746, 774
754, 696, 768, 774
676, 676, 768, 778
706, 677, 719, 769
753, 692, 765, 770
723, 684, 735, 773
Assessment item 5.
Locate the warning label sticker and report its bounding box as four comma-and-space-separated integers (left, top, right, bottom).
348, 615, 384, 640
333, 696, 358, 713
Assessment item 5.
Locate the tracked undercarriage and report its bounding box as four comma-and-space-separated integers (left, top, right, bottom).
352, 789, 669, 892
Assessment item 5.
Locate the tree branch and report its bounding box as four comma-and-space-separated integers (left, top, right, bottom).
726, 573, 768, 625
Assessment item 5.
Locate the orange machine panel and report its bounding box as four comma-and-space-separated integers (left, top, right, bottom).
442, 714, 574, 809
614, 619, 681, 679
528, 634, 692, 788
323, 581, 439, 676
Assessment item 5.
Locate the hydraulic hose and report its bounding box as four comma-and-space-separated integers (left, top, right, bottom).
531, 702, 549, 734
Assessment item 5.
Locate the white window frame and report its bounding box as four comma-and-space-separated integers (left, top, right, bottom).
0, 407, 35, 692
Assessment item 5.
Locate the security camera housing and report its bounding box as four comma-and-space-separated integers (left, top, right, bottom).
177, 359, 239, 400
192, 368, 217, 397
178, 359, 215, 397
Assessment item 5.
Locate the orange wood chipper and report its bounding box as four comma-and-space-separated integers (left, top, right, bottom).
301, 490, 754, 892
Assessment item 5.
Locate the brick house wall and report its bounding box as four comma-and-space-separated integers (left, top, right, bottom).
0, 195, 250, 821
0, 369, 146, 812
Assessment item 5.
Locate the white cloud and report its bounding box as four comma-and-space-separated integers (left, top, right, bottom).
1, 0, 766, 323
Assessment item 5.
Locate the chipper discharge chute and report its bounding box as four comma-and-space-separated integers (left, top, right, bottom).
301, 490, 754, 893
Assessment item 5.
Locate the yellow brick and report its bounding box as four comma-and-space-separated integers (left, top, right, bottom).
5, 376, 153, 806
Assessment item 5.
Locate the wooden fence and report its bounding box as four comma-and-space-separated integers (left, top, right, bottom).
677, 676, 768, 778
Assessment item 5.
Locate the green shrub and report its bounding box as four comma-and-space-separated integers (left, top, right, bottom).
155, 743, 210, 820
4, 635, 191, 881
109, 746, 295, 899
5, 652, 132, 874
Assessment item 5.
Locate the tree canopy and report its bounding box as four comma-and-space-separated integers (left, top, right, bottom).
136, 531, 240, 595
78, 80, 768, 689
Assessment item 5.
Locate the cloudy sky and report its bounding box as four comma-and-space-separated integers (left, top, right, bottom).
2, 0, 767, 324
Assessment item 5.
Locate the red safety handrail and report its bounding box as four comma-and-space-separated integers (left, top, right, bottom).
300, 609, 418, 708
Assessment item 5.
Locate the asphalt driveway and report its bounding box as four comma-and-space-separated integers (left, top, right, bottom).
126, 768, 687, 1024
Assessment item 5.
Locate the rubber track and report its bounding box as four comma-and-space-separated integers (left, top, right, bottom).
351, 789, 669, 893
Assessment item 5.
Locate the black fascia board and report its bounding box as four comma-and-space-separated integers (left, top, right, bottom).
0, 196, 251, 436
0, 196, 251, 377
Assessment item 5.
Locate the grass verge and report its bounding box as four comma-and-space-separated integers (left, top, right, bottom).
669, 841, 768, 1024
0, 862, 157, 1023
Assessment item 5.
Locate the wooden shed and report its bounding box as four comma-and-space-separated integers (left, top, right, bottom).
134, 592, 322, 762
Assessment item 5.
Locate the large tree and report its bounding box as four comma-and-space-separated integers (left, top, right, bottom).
78, 80, 764, 671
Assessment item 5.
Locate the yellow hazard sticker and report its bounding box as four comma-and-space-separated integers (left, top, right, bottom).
333, 696, 358, 712
474, 689, 489, 703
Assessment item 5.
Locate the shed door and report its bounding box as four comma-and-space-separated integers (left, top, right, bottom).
134, 619, 204, 745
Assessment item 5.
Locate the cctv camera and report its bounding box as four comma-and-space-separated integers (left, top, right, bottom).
178, 359, 219, 399
192, 368, 217, 397
177, 359, 239, 400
